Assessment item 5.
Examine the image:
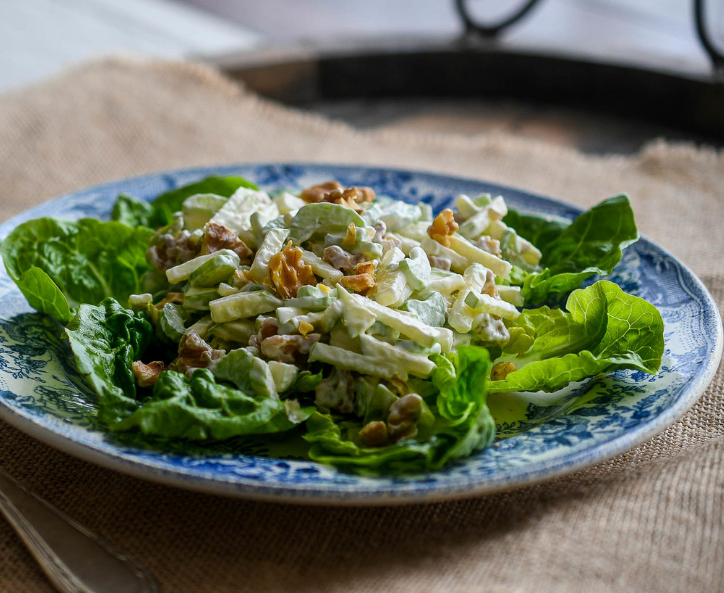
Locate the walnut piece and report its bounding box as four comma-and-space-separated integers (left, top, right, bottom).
387, 394, 425, 443
371, 221, 402, 253
314, 367, 355, 414
428, 255, 452, 271
359, 421, 389, 448
268, 241, 317, 299
147, 229, 202, 271
323, 245, 365, 272
339, 272, 375, 295
132, 361, 166, 388
299, 181, 375, 212
476, 236, 502, 257
491, 361, 517, 381
326, 187, 363, 211
260, 333, 320, 364
479, 267, 498, 297
353, 261, 376, 275
300, 181, 344, 203
248, 318, 279, 351
200, 222, 252, 263
173, 330, 225, 377
428, 209, 459, 247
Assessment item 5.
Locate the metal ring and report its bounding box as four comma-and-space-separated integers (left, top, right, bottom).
694, 0, 724, 72
455, 0, 543, 38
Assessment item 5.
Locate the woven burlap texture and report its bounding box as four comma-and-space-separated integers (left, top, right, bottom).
0, 58, 722, 593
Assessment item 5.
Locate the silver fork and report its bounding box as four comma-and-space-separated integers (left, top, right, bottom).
0, 467, 159, 593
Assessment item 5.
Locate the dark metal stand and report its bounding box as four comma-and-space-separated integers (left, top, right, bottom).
455, 0, 543, 39
207, 0, 724, 144
694, 0, 724, 73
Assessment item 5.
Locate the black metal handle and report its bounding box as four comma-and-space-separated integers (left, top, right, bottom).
455, 0, 543, 38
455, 0, 723, 77
694, 0, 724, 73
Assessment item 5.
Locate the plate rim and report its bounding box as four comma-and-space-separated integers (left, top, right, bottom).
0, 162, 721, 506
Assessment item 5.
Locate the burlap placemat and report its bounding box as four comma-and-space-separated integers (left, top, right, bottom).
0, 57, 722, 593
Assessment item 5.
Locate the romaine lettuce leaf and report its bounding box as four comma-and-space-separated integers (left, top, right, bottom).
1, 218, 153, 323
112, 369, 307, 440
303, 345, 494, 474
489, 281, 664, 393
284, 369, 324, 396
504, 195, 638, 304
111, 194, 155, 228
111, 175, 258, 228
64, 298, 154, 425
64, 299, 309, 439
502, 210, 569, 254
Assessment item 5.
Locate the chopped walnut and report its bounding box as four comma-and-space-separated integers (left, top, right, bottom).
147, 229, 201, 271
372, 221, 403, 253
428, 209, 459, 247
173, 330, 225, 377
268, 241, 317, 299
479, 267, 498, 297
359, 421, 389, 448
355, 186, 376, 203
300, 181, 344, 203
232, 268, 252, 288
323, 245, 365, 272
154, 292, 184, 309
428, 255, 452, 271
314, 367, 355, 414
388, 377, 410, 396
339, 272, 376, 295
132, 361, 165, 388
491, 361, 517, 381
299, 181, 375, 212
248, 318, 279, 351
258, 317, 279, 341
353, 261, 376, 275
260, 333, 320, 364
476, 236, 502, 257
200, 222, 253, 263
380, 233, 402, 253
326, 187, 363, 211
175, 231, 203, 263
387, 394, 424, 443
474, 315, 510, 346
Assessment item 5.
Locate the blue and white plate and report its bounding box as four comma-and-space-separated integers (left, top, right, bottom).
0, 164, 720, 505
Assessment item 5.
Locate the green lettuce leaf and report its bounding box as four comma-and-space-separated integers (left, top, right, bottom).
502, 210, 569, 255
284, 369, 324, 395
113, 369, 302, 440
303, 345, 494, 474
489, 281, 664, 393
112, 175, 258, 228
64, 298, 306, 439
505, 195, 639, 304
64, 298, 154, 425
111, 194, 155, 228
1, 218, 153, 322
10, 267, 72, 324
